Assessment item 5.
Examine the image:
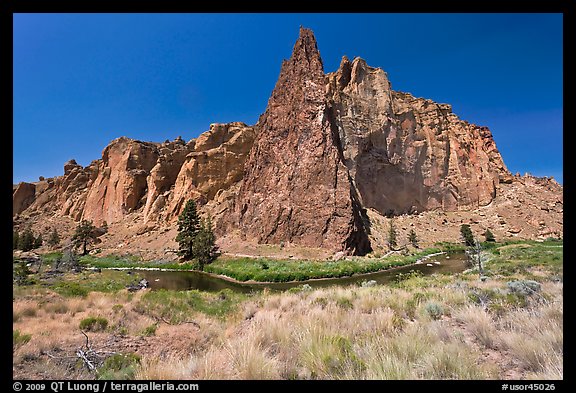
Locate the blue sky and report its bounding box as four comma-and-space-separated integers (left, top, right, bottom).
13, 13, 563, 184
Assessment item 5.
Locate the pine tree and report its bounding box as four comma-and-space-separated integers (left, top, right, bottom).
13, 231, 19, 250
72, 220, 97, 255
460, 224, 475, 247
192, 217, 219, 271
408, 229, 419, 248
484, 228, 496, 242
176, 200, 201, 261
34, 233, 43, 249
17, 227, 35, 252
387, 219, 398, 250
48, 228, 60, 248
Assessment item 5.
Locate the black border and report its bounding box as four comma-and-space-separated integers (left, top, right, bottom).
6, 0, 571, 389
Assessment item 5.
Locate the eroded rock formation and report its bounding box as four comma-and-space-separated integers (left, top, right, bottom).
327, 57, 511, 215
13, 182, 36, 216
226, 28, 371, 254
167, 122, 255, 221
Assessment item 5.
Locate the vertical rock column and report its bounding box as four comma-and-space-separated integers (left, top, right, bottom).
229, 27, 371, 255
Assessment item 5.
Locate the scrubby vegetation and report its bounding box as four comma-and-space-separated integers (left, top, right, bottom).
204, 248, 443, 282
13, 240, 562, 380
79, 316, 109, 332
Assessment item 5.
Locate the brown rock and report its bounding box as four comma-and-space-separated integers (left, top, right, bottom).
327, 59, 509, 214
143, 138, 194, 222
225, 28, 371, 255
167, 122, 255, 220
13, 182, 36, 215
83, 137, 159, 225
63, 159, 83, 175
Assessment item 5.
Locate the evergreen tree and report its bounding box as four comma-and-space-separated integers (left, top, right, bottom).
17, 227, 35, 252
484, 228, 496, 242
34, 233, 43, 249
176, 200, 201, 260
408, 229, 419, 248
387, 219, 398, 250
192, 217, 219, 271
48, 228, 60, 248
460, 224, 475, 247
72, 220, 97, 255
13, 231, 19, 250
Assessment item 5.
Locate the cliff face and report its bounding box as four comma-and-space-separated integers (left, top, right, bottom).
225, 28, 371, 255
14, 125, 255, 229
327, 57, 511, 216
13, 27, 561, 257
166, 122, 255, 222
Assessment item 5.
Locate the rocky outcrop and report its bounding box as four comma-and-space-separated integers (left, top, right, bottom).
327, 57, 511, 216
226, 28, 371, 255
13, 182, 36, 215
167, 122, 256, 220
13, 127, 255, 229
83, 137, 160, 226
143, 138, 194, 222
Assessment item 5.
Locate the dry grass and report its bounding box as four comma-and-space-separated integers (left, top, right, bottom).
498, 304, 563, 376
13, 267, 563, 380
135, 356, 196, 380
455, 305, 498, 349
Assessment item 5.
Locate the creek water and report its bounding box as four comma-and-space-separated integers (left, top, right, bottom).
129, 252, 468, 293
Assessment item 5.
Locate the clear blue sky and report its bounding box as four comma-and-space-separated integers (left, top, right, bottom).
13, 13, 563, 184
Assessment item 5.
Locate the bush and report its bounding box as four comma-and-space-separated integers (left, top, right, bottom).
79, 316, 109, 332
17, 227, 35, 251
13, 330, 32, 351
424, 301, 444, 320
483, 229, 496, 242
52, 282, 89, 297
97, 353, 141, 380
141, 324, 157, 336
13, 262, 33, 285
507, 280, 541, 296
336, 297, 354, 309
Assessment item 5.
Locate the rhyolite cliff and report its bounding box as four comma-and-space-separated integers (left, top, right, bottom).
13, 27, 562, 256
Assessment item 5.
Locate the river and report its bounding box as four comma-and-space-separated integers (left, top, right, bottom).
130, 251, 468, 293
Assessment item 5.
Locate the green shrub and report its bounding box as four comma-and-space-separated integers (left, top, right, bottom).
424, 301, 444, 320
507, 280, 541, 296
336, 297, 354, 310
141, 324, 157, 336
79, 316, 109, 332
13, 330, 32, 350
52, 282, 89, 297
97, 353, 141, 380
